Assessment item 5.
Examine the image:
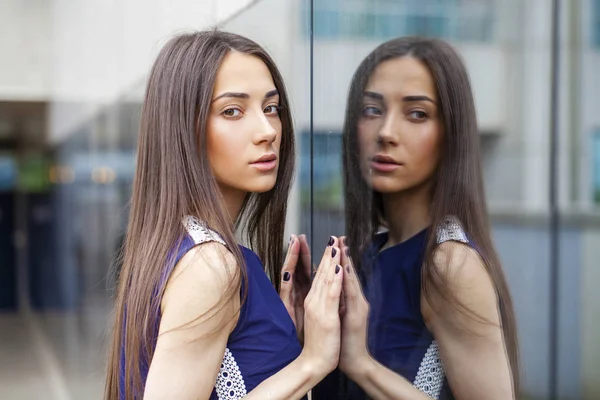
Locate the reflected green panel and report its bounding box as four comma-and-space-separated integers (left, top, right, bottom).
18, 153, 50, 193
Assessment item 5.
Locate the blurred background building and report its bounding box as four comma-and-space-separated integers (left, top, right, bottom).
0, 0, 599, 399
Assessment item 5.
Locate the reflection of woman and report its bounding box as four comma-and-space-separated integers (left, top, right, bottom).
335, 37, 519, 399
104, 31, 344, 400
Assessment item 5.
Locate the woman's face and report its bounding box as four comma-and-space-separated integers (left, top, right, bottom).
357, 56, 443, 195
207, 51, 282, 198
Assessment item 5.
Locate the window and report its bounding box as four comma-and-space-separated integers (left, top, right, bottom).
593, 129, 600, 204
299, 132, 344, 211
307, 0, 496, 43
593, 0, 600, 48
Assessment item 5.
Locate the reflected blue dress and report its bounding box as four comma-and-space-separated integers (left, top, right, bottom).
119, 216, 306, 400
314, 216, 469, 400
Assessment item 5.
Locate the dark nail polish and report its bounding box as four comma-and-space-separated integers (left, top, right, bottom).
331, 248, 337, 258
289, 236, 293, 244
345, 265, 351, 274
328, 236, 334, 246
335, 265, 341, 274
283, 271, 291, 281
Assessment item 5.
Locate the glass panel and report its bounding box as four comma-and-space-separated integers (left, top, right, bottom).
570, 0, 600, 398
2, 1, 312, 398
311, 0, 555, 399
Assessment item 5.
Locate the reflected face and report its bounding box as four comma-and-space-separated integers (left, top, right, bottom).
357, 56, 442, 194
207, 51, 282, 197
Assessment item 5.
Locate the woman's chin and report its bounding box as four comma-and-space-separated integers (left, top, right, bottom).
245, 179, 277, 194
369, 178, 411, 194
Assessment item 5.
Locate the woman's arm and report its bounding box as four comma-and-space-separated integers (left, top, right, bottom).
421, 242, 514, 400
339, 240, 514, 400
143, 242, 241, 399
144, 239, 344, 400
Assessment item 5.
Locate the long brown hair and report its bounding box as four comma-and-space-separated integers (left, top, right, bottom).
105, 30, 295, 400
342, 37, 520, 393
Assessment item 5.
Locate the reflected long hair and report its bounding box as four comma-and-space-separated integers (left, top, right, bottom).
342, 37, 520, 393
105, 30, 295, 400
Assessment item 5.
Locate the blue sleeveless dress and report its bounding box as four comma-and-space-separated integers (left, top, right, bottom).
119, 216, 306, 400
314, 216, 469, 399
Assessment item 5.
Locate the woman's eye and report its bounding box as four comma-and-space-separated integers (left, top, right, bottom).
363, 106, 383, 116
408, 110, 428, 120
223, 108, 242, 117
264, 105, 280, 115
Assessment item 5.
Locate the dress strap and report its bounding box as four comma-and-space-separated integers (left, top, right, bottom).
182, 215, 227, 247
435, 215, 469, 245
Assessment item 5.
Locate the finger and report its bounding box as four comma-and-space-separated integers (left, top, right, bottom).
321, 245, 341, 295
342, 264, 356, 300
328, 263, 344, 309
298, 234, 312, 280
282, 235, 299, 275
279, 268, 294, 305
337, 238, 358, 291
339, 287, 346, 315
343, 262, 365, 306
312, 245, 337, 297
314, 236, 337, 285
339, 237, 350, 268
280, 236, 299, 300
318, 236, 337, 270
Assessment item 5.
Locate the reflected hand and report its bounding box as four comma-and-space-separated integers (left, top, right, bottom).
279, 234, 312, 345
338, 236, 372, 379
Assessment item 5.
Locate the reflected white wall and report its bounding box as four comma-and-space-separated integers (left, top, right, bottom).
0, 0, 52, 101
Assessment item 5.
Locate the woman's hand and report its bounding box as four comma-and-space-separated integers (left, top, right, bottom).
299, 236, 344, 377
279, 234, 312, 344
338, 237, 373, 380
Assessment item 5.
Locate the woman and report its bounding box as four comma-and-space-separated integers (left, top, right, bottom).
104, 30, 344, 400
333, 37, 519, 399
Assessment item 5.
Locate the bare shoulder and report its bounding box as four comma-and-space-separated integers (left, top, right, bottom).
169, 241, 239, 286
424, 241, 500, 331
431, 241, 490, 288
160, 241, 241, 337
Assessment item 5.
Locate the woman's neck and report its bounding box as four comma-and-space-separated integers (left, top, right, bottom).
219, 185, 248, 226
381, 183, 432, 246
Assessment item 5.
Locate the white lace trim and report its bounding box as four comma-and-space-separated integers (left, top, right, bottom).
215, 348, 247, 399
436, 215, 468, 245
413, 340, 445, 398
182, 215, 226, 246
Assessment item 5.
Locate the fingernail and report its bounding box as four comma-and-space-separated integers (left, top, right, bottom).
331, 248, 337, 258
289, 235, 293, 244
342, 237, 347, 246
345, 265, 351, 274
328, 236, 334, 246
283, 272, 291, 281
335, 265, 341, 274
344, 248, 349, 257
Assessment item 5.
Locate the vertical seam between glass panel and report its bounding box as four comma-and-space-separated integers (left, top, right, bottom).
549, 0, 561, 398
309, 0, 314, 259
